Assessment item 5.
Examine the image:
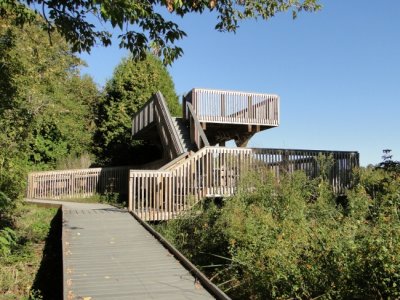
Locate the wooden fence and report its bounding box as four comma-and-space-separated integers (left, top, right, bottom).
129, 147, 359, 221
27, 166, 130, 200
183, 88, 280, 126
26, 148, 358, 218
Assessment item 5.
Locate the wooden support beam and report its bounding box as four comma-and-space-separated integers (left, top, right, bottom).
235, 134, 253, 147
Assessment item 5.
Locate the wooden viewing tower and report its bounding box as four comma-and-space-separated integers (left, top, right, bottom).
132, 88, 280, 162
27, 88, 359, 221
128, 88, 358, 221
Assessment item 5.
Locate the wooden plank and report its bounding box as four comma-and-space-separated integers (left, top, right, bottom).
62, 202, 215, 299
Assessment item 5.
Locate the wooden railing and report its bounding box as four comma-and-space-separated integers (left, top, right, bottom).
183, 88, 279, 126
129, 147, 359, 221
27, 166, 130, 199
186, 102, 210, 150
132, 92, 185, 160
132, 96, 154, 136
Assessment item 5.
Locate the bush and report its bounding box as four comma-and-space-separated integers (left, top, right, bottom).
157, 200, 228, 269
0, 227, 17, 257
0, 192, 13, 219
156, 168, 400, 299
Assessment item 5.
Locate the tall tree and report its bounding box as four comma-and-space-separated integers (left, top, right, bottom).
94, 54, 179, 166
0, 12, 99, 200
1, 0, 322, 64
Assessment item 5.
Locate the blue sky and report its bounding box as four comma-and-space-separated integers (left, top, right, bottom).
80, 0, 400, 166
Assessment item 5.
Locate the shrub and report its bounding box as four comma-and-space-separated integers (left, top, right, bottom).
157, 168, 400, 299
0, 192, 13, 219
0, 227, 17, 257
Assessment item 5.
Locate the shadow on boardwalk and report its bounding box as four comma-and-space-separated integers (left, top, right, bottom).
31, 208, 63, 299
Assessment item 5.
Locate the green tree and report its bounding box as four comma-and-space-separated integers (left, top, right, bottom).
94, 54, 179, 166
0, 12, 99, 204
378, 149, 400, 175
1, 0, 322, 64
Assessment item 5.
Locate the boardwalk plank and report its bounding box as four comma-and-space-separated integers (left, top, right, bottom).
60, 202, 214, 300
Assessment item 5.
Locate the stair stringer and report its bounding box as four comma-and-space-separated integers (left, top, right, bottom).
132, 92, 188, 161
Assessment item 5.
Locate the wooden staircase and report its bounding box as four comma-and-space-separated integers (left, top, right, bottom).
171, 117, 195, 152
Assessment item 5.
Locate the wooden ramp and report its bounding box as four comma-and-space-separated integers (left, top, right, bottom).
27, 200, 219, 299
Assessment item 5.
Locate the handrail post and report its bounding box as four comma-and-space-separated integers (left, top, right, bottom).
221, 94, 225, 117
128, 174, 133, 212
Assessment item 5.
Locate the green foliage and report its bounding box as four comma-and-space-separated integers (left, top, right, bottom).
357, 166, 400, 223
0, 192, 15, 219
0, 227, 17, 257
0, 11, 99, 203
157, 200, 228, 269
29, 290, 43, 300
55, 152, 94, 170
1, 1, 321, 64
378, 149, 400, 175
157, 168, 400, 299
315, 153, 335, 182
0, 95, 31, 203
94, 54, 179, 166
98, 192, 127, 208
0, 204, 58, 299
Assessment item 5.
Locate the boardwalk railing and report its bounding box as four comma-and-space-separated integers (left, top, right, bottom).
132, 92, 186, 160
27, 148, 358, 217
27, 166, 130, 199
129, 147, 359, 221
184, 88, 280, 126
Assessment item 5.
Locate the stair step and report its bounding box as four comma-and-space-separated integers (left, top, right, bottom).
172, 117, 196, 152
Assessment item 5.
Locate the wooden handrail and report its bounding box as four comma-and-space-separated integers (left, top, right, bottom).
153, 92, 186, 156
25, 147, 359, 218
186, 102, 210, 149
129, 147, 359, 221
131, 96, 154, 136
27, 166, 130, 199
160, 152, 191, 170
132, 92, 186, 159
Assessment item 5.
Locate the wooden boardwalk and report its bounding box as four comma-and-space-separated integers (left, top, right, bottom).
28, 200, 219, 300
